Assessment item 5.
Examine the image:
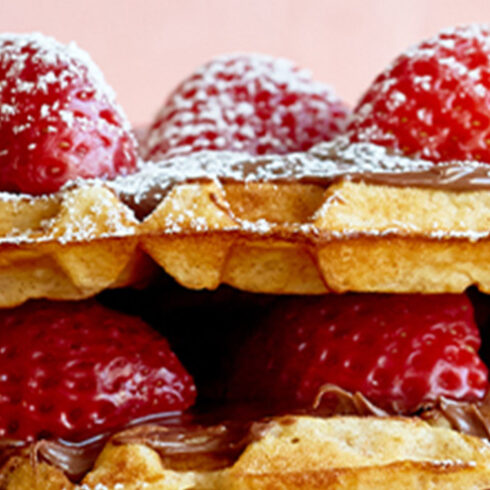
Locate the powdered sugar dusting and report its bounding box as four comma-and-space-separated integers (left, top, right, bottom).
50, 184, 137, 245
145, 53, 349, 160
111, 139, 490, 210
0, 33, 124, 136
0, 184, 136, 245
349, 24, 490, 163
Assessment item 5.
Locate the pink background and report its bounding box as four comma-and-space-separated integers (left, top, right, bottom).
1, 0, 489, 124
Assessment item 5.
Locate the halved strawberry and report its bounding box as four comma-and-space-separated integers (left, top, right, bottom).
348, 25, 490, 163
0, 300, 196, 442
228, 294, 488, 412
0, 33, 137, 195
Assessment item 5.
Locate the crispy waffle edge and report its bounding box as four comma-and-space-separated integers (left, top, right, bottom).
1, 178, 490, 306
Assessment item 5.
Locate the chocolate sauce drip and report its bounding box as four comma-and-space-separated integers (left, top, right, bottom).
421, 395, 490, 439
112, 418, 272, 472
34, 438, 106, 481
313, 384, 390, 417
3, 388, 490, 482
109, 140, 490, 219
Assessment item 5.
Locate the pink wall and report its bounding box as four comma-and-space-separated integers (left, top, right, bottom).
1, 0, 489, 124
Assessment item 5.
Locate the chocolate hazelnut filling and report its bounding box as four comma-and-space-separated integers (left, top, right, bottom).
2, 386, 490, 482
110, 141, 490, 219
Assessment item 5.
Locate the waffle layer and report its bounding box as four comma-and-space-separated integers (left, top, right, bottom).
1, 142, 490, 306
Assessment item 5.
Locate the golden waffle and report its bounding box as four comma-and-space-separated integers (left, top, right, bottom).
127, 141, 490, 295
3, 141, 490, 488
0, 183, 147, 307
2, 140, 490, 307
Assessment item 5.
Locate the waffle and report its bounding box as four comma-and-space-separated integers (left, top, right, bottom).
3, 141, 490, 488
130, 141, 490, 295
0, 183, 145, 307
1, 140, 490, 308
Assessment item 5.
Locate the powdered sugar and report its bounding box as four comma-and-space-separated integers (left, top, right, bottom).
0, 183, 137, 245
111, 139, 489, 211
0, 33, 119, 135
144, 53, 349, 160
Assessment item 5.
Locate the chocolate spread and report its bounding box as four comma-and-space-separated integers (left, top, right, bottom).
3, 386, 490, 482
109, 140, 490, 219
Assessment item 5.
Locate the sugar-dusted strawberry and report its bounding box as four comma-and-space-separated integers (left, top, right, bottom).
347, 25, 490, 163
0, 300, 196, 442
228, 294, 488, 412
145, 54, 350, 160
0, 33, 137, 195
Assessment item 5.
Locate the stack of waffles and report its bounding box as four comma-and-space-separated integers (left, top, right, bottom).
3, 26, 490, 489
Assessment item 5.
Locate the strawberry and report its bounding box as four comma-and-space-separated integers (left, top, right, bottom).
347, 25, 490, 163
0, 300, 196, 442
145, 54, 350, 160
0, 33, 137, 195
228, 294, 488, 412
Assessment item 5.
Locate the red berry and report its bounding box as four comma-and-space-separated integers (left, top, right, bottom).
0, 300, 196, 442
348, 25, 490, 163
228, 294, 488, 412
145, 54, 350, 160
0, 33, 137, 195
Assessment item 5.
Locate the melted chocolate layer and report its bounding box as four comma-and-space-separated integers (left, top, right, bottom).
109, 140, 490, 219
3, 387, 490, 482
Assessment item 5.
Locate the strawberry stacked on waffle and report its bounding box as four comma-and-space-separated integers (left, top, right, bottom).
0, 33, 196, 455
2, 26, 490, 490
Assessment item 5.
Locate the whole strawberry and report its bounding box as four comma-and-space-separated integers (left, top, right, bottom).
0, 300, 196, 442
0, 33, 137, 195
145, 54, 350, 160
348, 25, 490, 162
228, 294, 488, 412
